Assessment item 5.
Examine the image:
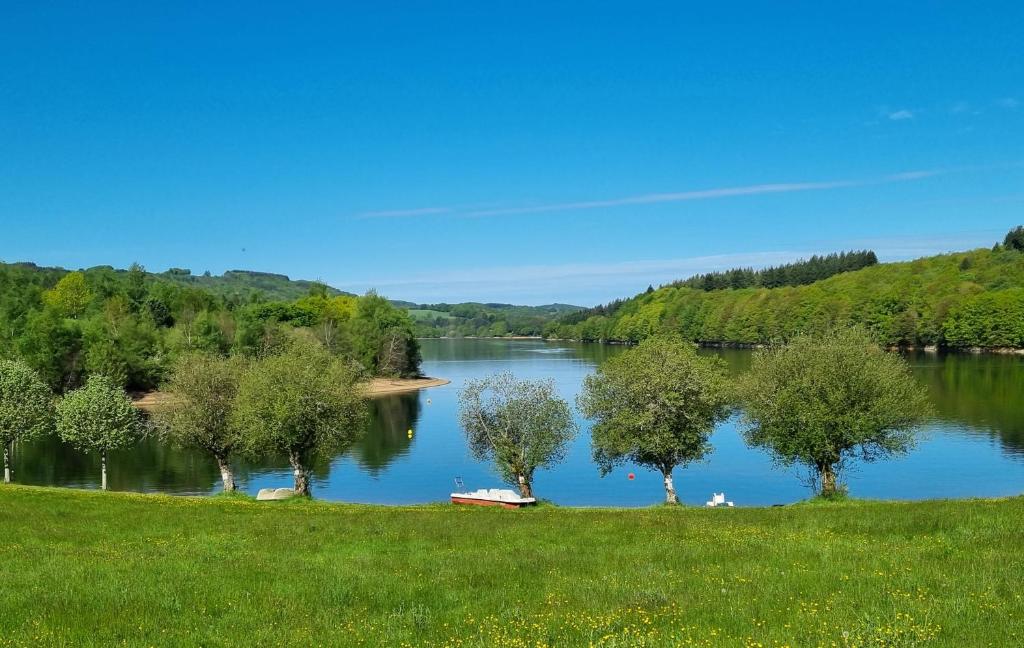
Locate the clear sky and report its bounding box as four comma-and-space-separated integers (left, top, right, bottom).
2, 3, 1022, 306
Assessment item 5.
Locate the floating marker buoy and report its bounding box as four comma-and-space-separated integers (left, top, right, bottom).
426, 399, 432, 405
627, 472, 635, 481
407, 429, 413, 438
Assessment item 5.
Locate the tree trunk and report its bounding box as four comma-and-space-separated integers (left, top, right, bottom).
216, 456, 236, 492
517, 473, 533, 499
289, 452, 311, 497
100, 449, 108, 491
663, 470, 678, 504
819, 462, 837, 496
3, 441, 11, 484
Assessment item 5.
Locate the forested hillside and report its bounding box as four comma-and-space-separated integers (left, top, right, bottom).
409, 302, 583, 337
548, 235, 1024, 350
0, 262, 420, 394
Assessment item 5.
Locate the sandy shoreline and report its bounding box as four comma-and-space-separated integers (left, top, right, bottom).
132, 376, 450, 411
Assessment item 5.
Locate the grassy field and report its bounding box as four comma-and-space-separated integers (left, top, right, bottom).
1, 487, 1021, 647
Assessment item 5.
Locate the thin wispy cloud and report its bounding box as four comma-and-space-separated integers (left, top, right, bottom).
358, 169, 943, 220
887, 109, 915, 121
996, 97, 1020, 109
331, 230, 993, 305
357, 207, 453, 219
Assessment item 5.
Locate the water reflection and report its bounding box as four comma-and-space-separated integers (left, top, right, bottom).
9, 340, 1024, 503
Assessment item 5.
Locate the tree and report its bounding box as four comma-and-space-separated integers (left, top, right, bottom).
458, 372, 577, 499
0, 359, 54, 483
42, 272, 93, 318
56, 375, 144, 490
233, 341, 366, 496
578, 335, 731, 503
1005, 225, 1024, 252
739, 327, 931, 497
153, 353, 247, 491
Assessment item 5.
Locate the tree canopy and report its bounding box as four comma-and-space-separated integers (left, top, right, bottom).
0, 359, 54, 482
578, 335, 732, 503
739, 327, 932, 496
458, 372, 577, 499
233, 341, 367, 496
55, 374, 144, 489
153, 352, 248, 491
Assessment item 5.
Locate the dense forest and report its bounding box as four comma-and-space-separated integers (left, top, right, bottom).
0, 262, 420, 394
547, 230, 1024, 351
407, 302, 583, 338
675, 250, 878, 291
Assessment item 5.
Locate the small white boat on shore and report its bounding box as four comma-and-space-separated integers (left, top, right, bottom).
451, 488, 536, 509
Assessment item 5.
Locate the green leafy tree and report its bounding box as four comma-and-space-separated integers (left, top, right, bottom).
0, 359, 54, 483
458, 372, 578, 499
153, 353, 247, 491
43, 272, 93, 319
578, 335, 731, 503
233, 341, 367, 496
1005, 226, 1024, 252
739, 327, 932, 497
56, 375, 144, 490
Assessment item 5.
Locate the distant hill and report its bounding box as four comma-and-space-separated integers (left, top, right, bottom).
408, 302, 585, 338
548, 234, 1024, 351
157, 268, 352, 301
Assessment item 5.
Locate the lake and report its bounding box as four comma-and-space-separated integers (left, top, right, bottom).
12, 338, 1024, 506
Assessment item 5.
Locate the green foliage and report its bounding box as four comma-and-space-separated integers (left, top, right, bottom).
410, 302, 583, 338
350, 292, 421, 377
550, 246, 1024, 349
578, 335, 731, 502
0, 359, 54, 477
1004, 225, 1024, 252
41, 272, 92, 318
232, 341, 367, 495
676, 250, 878, 291
154, 353, 247, 462
739, 327, 932, 495
55, 375, 144, 455
458, 372, 578, 497
0, 261, 422, 392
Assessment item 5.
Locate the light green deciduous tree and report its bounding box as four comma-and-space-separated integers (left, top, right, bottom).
0, 359, 54, 483
578, 335, 732, 504
458, 372, 578, 499
233, 341, 367, 496
739, 327, 932, 497
154, 353, 247, 491
56, 375, 144, 490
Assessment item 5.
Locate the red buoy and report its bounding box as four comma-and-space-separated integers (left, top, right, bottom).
627, 472, 635, 480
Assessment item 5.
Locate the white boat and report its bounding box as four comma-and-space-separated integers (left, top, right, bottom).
450, 488, 536, 508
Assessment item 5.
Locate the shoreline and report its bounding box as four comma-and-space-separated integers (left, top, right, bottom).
132, 376, 450, 411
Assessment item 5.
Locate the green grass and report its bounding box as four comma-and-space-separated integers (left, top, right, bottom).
1, 486, 1022, 647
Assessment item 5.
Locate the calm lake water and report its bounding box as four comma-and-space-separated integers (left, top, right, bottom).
12, 339, 1024, 506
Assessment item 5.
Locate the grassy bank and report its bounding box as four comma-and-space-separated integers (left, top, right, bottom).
1, 487, 1021, 647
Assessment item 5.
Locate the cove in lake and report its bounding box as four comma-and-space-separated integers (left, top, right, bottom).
11, 339, 1024, 506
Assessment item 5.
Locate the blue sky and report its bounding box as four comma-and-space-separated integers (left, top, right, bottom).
1, 3, 1022, 306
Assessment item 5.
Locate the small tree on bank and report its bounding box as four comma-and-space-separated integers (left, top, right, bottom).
56, 375, 144, 490
0, 360, 54, 483
154, 353, 247, 492
458, 372, 578, 499
739, 327, 932, 497
578, 335, 732, 504
233, 342, 367, 496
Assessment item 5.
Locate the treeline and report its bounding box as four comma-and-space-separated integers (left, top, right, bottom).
547, 230, 1024, 350
674, 250, 878, 291
410, 302, 582, 338
0, 262, 420, 394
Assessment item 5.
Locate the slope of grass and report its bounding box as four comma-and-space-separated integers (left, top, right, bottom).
1, 486, 1021, 647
